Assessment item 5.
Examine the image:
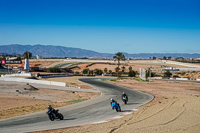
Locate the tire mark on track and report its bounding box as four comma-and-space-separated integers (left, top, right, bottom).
109, 114, 135, 133
132, 100, 187, 131
159, 102, 186, 125
127, 99, 180, 125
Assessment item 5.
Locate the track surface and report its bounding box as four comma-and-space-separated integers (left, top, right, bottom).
0, 78, 153, 133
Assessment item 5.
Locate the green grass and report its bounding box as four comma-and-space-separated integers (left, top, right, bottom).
70, 82, 78, 85
117, 77, 127, 80
107, 77, 127, 82
100, 78, 111, 81
65, 99, 84, 103
134, 78, 148, 82
110, 78, 118, 82
53, 63, 68, 68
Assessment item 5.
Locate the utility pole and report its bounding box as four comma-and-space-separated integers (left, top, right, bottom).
149, 67, 152, 82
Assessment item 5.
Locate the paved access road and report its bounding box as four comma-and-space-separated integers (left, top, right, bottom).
0, 78, 153, 133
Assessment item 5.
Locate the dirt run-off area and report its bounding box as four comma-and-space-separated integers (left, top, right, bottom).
0, 80, 99, 120
34, 77, 200, 133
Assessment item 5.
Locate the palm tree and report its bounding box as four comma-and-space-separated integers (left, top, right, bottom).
129, 66, 132, 71
23, 51, 32, 59
115, 67, 120, 73
121, 66, 125, 73
104, 68, 108, 74
113, 52, 125, 77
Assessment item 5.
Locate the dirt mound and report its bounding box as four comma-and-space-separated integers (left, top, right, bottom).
24, 84, 39, 90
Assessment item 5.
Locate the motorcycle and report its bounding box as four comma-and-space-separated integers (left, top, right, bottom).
46, 109, 64, 121
112, 102, 121, 112
122, 96, 128, 104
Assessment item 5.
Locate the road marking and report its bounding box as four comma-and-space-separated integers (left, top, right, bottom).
131, 109, 138, 112
93, 109, 139, 124
93, 121, 108, 124
107, 118, 116, 121
112, 116, 123, 119
123, 112, 132, 115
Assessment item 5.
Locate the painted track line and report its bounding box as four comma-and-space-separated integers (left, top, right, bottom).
92, 108, 138, 124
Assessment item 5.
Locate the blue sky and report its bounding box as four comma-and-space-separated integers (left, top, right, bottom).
0, 0, 199, 54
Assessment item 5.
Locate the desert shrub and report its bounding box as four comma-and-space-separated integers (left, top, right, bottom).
62, 68, 73, 73
75, 71, 80, 74
173, 75, 180, 78
163, 70, 172, 77
129, 66, 132, 71
94, 69, 103, 75
128, 70, 136, 77
82, 69, 90, 74
146, 70, 156, 77
108, 70, 112, 74
49, 67, 61, 73
104, 68, 108, 74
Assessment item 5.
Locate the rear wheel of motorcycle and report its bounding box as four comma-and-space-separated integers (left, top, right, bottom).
59, 113, 64, 120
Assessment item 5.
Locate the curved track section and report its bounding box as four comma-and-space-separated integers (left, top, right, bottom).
0, 78, 153, 133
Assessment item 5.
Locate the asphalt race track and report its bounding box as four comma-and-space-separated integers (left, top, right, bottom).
0, 78, 153, 133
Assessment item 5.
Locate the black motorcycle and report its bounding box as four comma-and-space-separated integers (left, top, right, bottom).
122, 96, 128, 104
46, 109, 64, 121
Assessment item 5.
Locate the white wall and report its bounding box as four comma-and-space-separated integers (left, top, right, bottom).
0, 77, 66, 87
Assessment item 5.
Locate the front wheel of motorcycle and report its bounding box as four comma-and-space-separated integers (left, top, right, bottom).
125, 100, 127, 104
49, 114, 55, 121
116, 108, 119, 112
59, 113, 64, 120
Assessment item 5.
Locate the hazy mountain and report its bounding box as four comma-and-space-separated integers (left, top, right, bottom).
0, 44, 113, 58
0, 44, 199, 59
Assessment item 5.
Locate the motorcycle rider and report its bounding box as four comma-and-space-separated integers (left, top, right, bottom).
110, 98, 116, 107
121, 92, 128, 102
110, 98, 121, 110
47, 105, 57, 118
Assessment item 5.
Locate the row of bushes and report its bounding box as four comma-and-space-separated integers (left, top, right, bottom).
47, 67, 193, 79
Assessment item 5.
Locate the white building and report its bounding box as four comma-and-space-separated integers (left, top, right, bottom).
36, 54, 41, 59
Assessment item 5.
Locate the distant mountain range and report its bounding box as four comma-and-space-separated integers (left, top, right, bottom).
0, 44, 200, 59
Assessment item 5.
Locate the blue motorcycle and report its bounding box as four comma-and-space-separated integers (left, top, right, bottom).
112, 102, 121, 112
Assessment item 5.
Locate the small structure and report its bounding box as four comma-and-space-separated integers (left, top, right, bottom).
24, 58, 30, 71
36, 54, 41, 59
139, 68, 146, 80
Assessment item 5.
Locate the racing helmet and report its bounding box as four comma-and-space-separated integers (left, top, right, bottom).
48, 105, 52, 109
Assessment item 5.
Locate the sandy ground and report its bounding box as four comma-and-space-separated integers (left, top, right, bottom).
34, 78, 200, 133
0, 82, 99, 119
40, 76, 95, 89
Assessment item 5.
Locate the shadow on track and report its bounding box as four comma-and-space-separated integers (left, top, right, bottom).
63, 118, 77, 121
126, 102, 140, 105
53, 118, 77, 121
